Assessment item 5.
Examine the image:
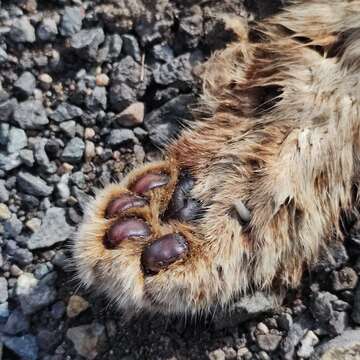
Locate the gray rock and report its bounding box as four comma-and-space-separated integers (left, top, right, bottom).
213, 292, 281, 329
0, 152, 21, 171
351, 281, 360, 324
61, 137, 85, 163
281, 314, 312, 360
0, 302, 9, 320
152, 43, 174, 63
16, 272, 57, 315
107, 129, 137, 147
109, 56, 148, 111
3, 214, 23, 237
14, 71, 36, 98
256, 333, 282, 352
3, 335, 38, 360
332, 267, 358, 291
329, 311, 348, 336
310, 291, 337, 325
311, 329, 360, 360
85, 86, 107, 110
123, 34, 141, 62
70, 28, 105, 60
297, 331, 319, 358
0, 98, 17, 122
19, 149, 35, 167
104, 34, 123, 60
0, 180, 9, 202
13, 248, 33, 266
4, 308, 29, 335
37, 18, 58, 41
60, 6, 84, 36
13, 100, 49, 129
278, 313, 293, 331
153, 52, 194, 86
7, 127, 27, 153
33, 138, 51, 170
9, 17, 36, 43
28, 207, 74, 249
0, 123, 9, 145
145, 94, 194, 147
49, 103, 83, 123
59, 120, 76, 137
0, 47, 8, 63
17, 172, 53, 197
72, 187, 92, 212
66, 323, 106, 360
0, 277, 8, 303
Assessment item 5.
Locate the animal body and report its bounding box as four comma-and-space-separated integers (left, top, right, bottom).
74, 0, 360, 315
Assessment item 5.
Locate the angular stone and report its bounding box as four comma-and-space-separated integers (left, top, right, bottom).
28, 207, 74, 249
66, 323, 106, 360
61, 137, 85, 164
3, 335, 38, 360
17, 172, 53, 197
49, 103, 83, 123
60, 6, 84, 36
7, 127, 27, 153
9, 17, 36, 43
13, 100, 49, 129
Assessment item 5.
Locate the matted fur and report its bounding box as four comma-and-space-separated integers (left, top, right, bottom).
73, 0, 360, 315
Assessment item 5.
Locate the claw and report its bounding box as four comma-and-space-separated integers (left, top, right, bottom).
105, 195, 148, 218
104, 218, 151, 249
131, 173, 170, 194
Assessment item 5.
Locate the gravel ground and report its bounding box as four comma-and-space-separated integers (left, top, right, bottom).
0, 0, 360, 359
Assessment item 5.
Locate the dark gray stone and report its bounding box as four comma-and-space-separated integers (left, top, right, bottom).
107, 129, 137, 147
14, 71, 36, 98
0, 98, 17, 122
152, 42, 174, 63
37, 18, 58, 41
13, 100, 49, 129
351, 281, 360, 324
0, 47, 8, 63
213, 292, 281, 329
9, 17, 36, 43
153, 52, 194, 86
60, 6, 84, 36
16, 272, 57, 315
70, 28, 105, 61
28, 207, 74, 249
0, 123, 9, 145
49, 102, 83, 123
4, 308, 29, 335
13, 248, 33, 266
85, 86, 107, 110
61, 137, 85, 163
0, 152, 21, 171
122, 34, 141, 62
3, 335, 38, 360
17, 172, 53, 197
145, 94, 194, 147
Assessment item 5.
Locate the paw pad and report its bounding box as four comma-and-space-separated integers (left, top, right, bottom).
105, 195, 148, 218
141, 233, 189, 274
